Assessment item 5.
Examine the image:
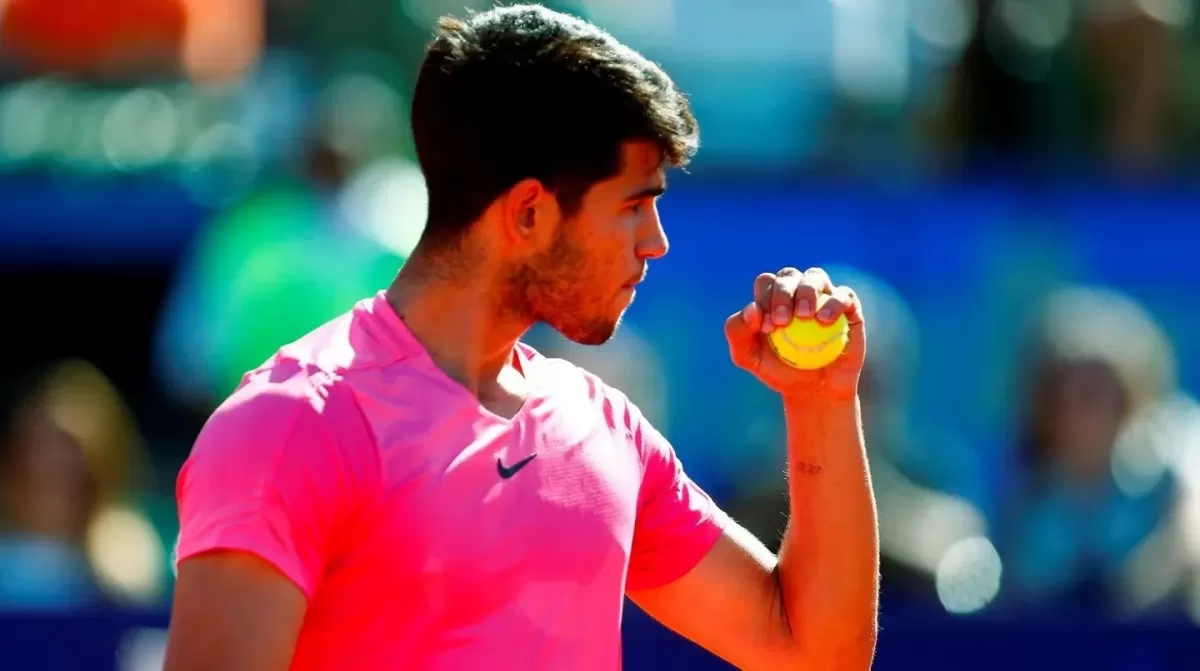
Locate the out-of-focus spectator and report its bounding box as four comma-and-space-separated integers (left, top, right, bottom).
995, 286, 1181, 618
937, 0, 1188, 175
1079, 0, 1185, 175
0, 360, 171, 611
40, 360, 171, 607
0, 374, 100, 611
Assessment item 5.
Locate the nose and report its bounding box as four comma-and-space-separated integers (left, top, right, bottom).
636, 211, 669, 261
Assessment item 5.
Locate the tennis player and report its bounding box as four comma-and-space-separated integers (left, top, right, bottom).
164, 5, 878, 670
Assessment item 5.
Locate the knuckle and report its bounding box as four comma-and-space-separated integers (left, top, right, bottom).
772, 274, 801, 297
806, 267, 834, 288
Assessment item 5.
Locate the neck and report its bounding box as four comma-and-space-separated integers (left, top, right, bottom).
386, 250, 530, 395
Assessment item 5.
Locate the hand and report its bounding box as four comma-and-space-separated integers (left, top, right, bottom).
724, 267, 866, 401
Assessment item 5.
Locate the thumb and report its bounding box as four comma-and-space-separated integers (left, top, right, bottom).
724, 302, 763, 367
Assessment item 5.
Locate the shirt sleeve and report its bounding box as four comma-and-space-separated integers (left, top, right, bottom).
626, 403, 729, 591
175, 375, 379, 599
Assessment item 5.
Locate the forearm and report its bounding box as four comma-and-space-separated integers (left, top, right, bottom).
775, 395, 879, 667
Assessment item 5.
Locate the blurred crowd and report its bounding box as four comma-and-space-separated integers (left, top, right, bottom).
1, 0, 1200, 644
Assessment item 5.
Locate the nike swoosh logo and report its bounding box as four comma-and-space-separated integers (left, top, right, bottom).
497, 453, 538, 479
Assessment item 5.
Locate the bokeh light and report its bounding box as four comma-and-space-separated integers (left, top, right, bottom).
936, 536, 1003, 614
86, 505, 165, 604
338, 157, 428, 259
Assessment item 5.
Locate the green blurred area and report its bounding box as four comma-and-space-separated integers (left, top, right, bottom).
161, 178, 408, 401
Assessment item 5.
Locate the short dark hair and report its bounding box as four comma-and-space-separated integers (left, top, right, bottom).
411, 4, 699, 245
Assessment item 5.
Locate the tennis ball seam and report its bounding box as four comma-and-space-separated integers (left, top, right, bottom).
775, 329, 846, 354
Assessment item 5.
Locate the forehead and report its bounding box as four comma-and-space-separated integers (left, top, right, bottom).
619, 140, 665, 179
588, 140, 665, 198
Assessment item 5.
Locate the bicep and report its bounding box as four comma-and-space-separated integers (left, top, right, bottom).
165, 551, 308, 671
627, 520, 799, 671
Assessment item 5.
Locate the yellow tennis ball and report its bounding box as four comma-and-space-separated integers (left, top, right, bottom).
767, 296, 850, 370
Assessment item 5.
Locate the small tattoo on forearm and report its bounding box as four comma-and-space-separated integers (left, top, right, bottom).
795, 462, 822, 476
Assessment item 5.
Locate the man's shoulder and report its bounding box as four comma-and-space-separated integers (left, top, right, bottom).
186, 361, 387, 487
201, 362, 346, 446
219, 291, 428, 416
206, 311, 442, 453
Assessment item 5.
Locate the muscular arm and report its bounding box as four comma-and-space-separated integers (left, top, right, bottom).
628, 397, 879, 670
165, 551, 308, 671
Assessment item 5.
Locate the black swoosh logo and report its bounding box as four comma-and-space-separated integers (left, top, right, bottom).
497, 453, 538, 479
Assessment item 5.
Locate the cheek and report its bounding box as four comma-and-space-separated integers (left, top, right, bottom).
535, 240, 593, 298
565, 231, 625, 281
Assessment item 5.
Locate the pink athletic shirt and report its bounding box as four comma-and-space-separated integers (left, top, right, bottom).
175, 292, 728, 670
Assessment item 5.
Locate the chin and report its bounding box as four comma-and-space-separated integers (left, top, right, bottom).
555, 314, 623, 346
565, 323, 619, 346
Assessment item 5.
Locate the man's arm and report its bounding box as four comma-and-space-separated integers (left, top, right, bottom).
628, 267, 879, 669
165, 552, 307, 671
628, 398, 878, 670
164, 379, 380, 670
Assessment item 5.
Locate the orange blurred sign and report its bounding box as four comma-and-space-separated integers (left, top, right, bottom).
0, 0, 262, 81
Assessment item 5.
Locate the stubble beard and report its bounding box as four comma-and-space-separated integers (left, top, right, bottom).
508, 236, 623, 347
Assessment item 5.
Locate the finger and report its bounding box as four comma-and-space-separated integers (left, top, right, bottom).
769, 267, 802, 327
724, 302, 764, 368
835, 285, 864, 326
830, 285, 867, 363
815, 285, 854, 325
753, 272, 777, 333
794, 266, 834, 319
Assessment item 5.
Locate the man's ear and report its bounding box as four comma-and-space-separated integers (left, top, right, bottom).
502, 178, 562, 248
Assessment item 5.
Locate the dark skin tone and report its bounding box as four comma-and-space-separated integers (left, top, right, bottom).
166, 140, 878, 671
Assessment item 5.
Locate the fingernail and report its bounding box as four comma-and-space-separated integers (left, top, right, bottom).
773, 306, 790, 325
796, 300, 811, 317
741, 303, 755, 324
818, 307, 832, 321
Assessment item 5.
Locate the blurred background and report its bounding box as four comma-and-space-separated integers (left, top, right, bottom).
1, 0, 1199, 669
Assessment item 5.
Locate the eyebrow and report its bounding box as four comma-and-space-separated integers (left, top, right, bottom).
624, 184, 667, 202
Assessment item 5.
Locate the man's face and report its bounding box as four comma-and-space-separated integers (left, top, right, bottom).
515, 141, 669, 345
1048, 359, 1128, 479
4, 404, 96, 541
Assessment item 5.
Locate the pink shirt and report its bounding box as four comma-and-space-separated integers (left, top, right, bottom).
175, 292, 728, 670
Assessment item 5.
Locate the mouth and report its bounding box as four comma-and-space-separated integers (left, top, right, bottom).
622, 269, 647, 290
